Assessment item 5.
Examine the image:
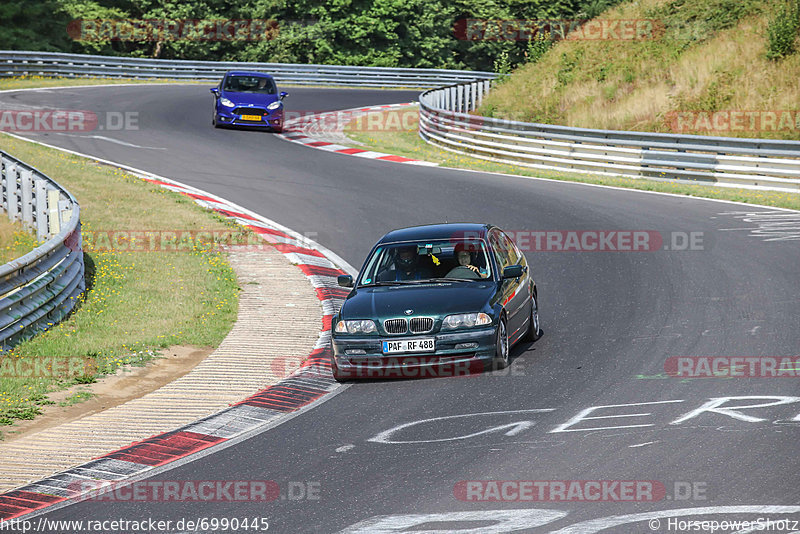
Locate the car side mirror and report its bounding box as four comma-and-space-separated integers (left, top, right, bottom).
210, 88, 219, 96
502, 265, 525, 279
337, 274, 354, 288
279, 91, 288, 100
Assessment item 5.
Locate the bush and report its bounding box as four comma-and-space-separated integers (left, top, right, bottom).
525, 33, 553, 64
493, 50, 513, 75
766, 0, 800, 60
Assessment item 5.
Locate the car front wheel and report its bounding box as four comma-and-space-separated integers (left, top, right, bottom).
330, 356, 349, 383
493, 317, 510, 370
525, 293, 542, 342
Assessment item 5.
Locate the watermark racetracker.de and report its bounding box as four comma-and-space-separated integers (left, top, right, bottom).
665, 356, 800, 378
453, 230, 707, 252
454, 480, 708, 502
0, 356, 98, 378
665, 110, 800, 134
0, 111, 138, 132
67, 479, 320, 502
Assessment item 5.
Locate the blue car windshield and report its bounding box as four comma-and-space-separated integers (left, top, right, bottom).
359, 239, 492, 285
223, 75, 276, 94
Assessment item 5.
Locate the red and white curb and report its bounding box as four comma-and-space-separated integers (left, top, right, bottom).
0, 133, 355, 522
278, 103, 438, 166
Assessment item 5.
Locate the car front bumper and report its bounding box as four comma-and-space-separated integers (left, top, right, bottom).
215, 108, 283, 128
331, 327, 496, 378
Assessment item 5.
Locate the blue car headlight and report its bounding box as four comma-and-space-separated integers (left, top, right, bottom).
335, 320, 377, 334
442, 313, 492, 330
220, 98, 235, 108
266, 101, 282, 111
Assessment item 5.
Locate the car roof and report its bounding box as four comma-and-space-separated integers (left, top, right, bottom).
224, 71, 274, 78
377, 223, 492, 245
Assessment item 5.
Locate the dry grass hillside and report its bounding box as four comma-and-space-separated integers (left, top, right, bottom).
479, 0, 800, 140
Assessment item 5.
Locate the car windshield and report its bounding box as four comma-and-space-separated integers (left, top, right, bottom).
359, 239, 493, 285
223, 75, 276, 94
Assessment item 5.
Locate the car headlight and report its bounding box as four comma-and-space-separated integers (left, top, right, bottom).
266, 101, 282, 111
220, 98, 235, 108
335, 319, 377, 334
442, 312, 492, 330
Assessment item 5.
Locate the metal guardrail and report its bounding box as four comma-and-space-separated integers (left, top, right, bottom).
0, 51, 496, 88
0, 151, 84, 349
419, 81, 800, 192
5, 51, 798, 190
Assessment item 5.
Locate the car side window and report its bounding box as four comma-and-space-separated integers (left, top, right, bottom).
499, 231, 520, 265
489, 231, 510, 270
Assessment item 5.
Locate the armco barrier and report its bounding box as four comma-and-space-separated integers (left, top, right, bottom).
419, 81, 800, 192
0, 51, 495, 88
4, 52, 798, 190
0, 151, 83, 349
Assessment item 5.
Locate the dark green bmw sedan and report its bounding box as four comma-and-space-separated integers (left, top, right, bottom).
331, 223, 541, 381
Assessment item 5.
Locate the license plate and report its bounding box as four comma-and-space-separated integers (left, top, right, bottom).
382, 338, 435, 354
240, 114, 262, 121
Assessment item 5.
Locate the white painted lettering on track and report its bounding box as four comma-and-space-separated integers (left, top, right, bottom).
338, 509, 569, 533
368, 410, 555, 444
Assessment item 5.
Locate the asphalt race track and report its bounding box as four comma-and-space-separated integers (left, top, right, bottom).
1, 85, 799, 533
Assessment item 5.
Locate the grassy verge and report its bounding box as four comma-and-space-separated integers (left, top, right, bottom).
0, 75, 414, 92
344, 107, 800, 211
479, 0, 800, 140
0, 76, 196, 91
0, 134, 246, 434
0, 218, 40, 264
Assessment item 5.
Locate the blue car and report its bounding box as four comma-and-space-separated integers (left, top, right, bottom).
210, 71, 288, 132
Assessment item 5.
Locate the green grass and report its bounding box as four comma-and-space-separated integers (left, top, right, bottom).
0, 75, 419, 92
0, 76, 199, 91
0, 219, 40, 264
58, 389, 94, 407
479, 0, 800, 140
0, 134, 246, 435
345, 107, 800, 211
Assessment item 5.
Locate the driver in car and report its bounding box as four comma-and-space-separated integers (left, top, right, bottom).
378, 246, 432, 281
446, 242, 488, 279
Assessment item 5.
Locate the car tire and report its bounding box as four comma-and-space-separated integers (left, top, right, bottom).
524, 293, 542, 342
330, 356, 349, 383
272, 125, 283, 134
212, 116, 220, 128
493, 317, 510, 370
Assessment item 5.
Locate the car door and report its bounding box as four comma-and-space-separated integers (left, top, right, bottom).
492, 229, 531, 341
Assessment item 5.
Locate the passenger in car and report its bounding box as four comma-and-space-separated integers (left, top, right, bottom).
378, 246, 433, 281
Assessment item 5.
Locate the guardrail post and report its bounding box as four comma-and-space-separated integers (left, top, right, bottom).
58, 199, 72, 228
34, 178, 48, 240
7, 162, 20, 223
20, 168, 33, 228
47, 188, 61, 235
1, 156, 8, 215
